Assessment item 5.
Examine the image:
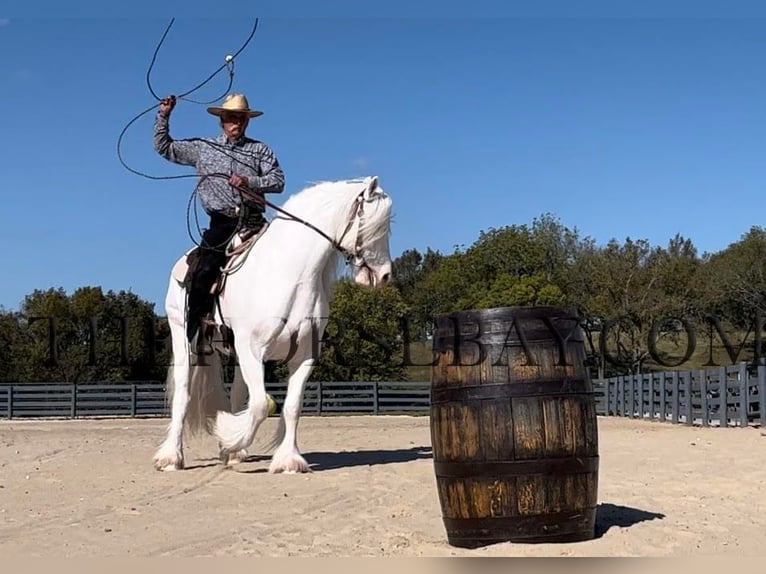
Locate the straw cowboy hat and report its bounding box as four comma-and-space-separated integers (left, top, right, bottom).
207, 93, 263, 118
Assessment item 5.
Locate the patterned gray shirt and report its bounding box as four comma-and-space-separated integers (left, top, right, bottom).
153, 113, 285, 216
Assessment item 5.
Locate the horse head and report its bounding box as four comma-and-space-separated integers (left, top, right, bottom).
337, 175, 393, 288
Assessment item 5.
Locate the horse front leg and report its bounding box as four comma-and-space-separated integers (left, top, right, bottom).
269, 354, 315, 474
224, 365, 250, 465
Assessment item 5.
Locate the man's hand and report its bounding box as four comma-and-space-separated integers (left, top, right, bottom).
229, 174, 249, 189
159, 95, 176, 118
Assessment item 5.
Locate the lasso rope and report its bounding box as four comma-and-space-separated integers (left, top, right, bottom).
116, 18, 261, 248
117, 18, 357, 260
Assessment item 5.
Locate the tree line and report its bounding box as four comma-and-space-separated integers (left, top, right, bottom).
1, 213, 764, 384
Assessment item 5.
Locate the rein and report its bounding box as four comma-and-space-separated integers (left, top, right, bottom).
232, 182, 368, 267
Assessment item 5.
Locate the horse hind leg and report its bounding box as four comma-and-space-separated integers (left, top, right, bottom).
153, 299, 191, 471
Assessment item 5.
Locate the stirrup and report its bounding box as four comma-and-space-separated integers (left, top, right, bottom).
191, 327, 214, 359
218, 322, 234, 350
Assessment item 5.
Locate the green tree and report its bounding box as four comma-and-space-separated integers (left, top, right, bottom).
698, 227, 766, 325
475, 273, 566, 309
0, 309, 31, 383
311, 280, 411, 382
693, 227, 766, 366
15, 286, 168, 383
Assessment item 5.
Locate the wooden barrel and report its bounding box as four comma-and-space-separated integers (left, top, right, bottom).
429, 305, 599, 548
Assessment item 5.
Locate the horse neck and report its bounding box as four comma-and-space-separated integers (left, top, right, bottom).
267, 189, 357, 282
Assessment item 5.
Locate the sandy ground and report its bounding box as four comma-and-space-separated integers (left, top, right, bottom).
0, 414, 764, 557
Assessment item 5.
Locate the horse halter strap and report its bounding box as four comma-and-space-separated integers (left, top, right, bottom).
335, 192, 367, 267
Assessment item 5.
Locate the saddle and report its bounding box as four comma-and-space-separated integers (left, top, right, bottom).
171, 223, 269, 353
172, 223, 268, 292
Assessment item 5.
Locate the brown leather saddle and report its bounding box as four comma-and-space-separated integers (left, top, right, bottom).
181, 222, 269, 297
176, 223, 270, 354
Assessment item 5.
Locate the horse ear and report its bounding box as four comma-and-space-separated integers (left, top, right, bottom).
364, 175, 379, 199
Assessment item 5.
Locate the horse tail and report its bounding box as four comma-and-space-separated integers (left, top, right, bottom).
185, 347, 231, 437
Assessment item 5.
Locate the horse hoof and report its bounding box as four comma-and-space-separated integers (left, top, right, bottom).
269, 452, 311, 474
154, 457, 184, 471
225, 449, 248, 466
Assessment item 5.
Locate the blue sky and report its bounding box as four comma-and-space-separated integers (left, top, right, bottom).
1, 6, 765, 312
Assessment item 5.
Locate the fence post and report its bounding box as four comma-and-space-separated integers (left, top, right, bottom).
700, 369, 708, 427
660, 371, 667, 422
317, 381, 323, 415
70, 383, 76, 419
619, 375, 628, 417
7, 385, 12, 420
671, 371, 679, 424
684, 371, 693, 426
373, 381, 379, 414
718, 366, 727, 428
633, 374, 639, 418
131, 384, 137, 417
759, 365, 766, 428
738, 363, 748, 428
649, 373, 655, 421
643, 373, 650, 419
625, 375, 630, 417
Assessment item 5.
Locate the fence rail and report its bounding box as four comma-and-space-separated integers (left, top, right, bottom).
592, 363, 766, 428
5, 366, 762, 428
0, 381, 433, 420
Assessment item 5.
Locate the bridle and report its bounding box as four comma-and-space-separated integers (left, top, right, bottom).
233, 181, 375, 273
334, 191, 370, 269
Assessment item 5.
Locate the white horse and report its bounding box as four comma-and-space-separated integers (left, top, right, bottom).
153, 175, 393, 473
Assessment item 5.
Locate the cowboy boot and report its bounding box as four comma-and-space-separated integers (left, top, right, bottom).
186, 250, 217, 342
186, 289, 207, 342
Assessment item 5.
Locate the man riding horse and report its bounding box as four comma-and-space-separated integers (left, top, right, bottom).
153, 92, 285, 349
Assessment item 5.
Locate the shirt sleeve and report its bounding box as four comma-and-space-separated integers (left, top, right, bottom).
153, 113, 200, 166
250, 143, 285, 194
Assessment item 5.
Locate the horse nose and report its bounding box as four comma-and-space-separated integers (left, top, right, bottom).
380, 271, 391, 285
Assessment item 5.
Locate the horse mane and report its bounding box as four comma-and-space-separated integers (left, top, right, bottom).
276, 177, 393, 249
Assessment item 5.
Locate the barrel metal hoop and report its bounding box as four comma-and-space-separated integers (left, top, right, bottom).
433, 455, 599, 478
430, 379, 594, 404
442, 507, 597, 547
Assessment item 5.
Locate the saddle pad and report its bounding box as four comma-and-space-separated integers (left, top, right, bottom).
171, 248, 197, 285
